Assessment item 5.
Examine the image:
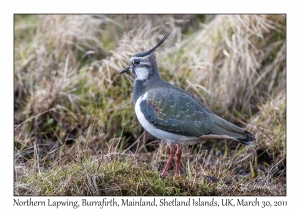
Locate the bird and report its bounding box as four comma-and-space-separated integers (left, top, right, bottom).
120, 31, 256, 178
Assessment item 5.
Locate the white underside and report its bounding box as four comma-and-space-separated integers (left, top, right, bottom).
135, 92, 202, 145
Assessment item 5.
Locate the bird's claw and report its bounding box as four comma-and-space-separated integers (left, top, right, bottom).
160, 171, 168, 178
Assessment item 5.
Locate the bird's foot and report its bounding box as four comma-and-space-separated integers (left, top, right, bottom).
160, 171, 168, 178
174, 171, 180, 177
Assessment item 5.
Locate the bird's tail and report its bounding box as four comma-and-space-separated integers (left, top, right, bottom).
210, 114, 256, 146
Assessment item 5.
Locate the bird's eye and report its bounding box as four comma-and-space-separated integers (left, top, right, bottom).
133, 59, 140, 65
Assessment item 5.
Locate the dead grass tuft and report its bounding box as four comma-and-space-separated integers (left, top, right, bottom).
163, 15, 285, 119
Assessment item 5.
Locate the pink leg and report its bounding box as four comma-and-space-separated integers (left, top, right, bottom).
161, 144, 176, 178
175, 144, 182, 176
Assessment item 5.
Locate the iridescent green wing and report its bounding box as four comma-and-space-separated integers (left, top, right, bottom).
140, 88, 215, 136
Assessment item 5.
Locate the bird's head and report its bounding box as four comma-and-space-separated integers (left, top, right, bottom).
120, 31, 171, 81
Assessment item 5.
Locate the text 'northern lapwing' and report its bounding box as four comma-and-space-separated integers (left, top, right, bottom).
120, 31, 256, 178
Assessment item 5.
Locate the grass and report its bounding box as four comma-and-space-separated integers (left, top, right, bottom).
15, 140, 284, 196
14, 14, 286, 196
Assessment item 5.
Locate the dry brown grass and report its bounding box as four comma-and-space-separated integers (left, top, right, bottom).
14, 14, 286, 196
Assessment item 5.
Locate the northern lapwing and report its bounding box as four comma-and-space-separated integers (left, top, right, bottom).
120, 31, 256, 178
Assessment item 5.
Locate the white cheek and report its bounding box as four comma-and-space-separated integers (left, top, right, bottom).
135, 67, 149, 80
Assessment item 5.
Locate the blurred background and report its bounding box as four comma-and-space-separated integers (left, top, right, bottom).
14, 14, 286, 195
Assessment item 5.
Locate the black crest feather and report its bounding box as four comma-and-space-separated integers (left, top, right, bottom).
134, 31, 171, 57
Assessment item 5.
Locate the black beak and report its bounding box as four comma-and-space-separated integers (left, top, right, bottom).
120, 66, 130, 74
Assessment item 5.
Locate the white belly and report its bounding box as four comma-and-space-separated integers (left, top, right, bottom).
134, 92, 200, 145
